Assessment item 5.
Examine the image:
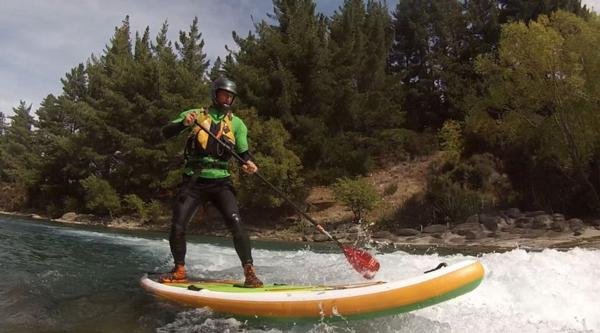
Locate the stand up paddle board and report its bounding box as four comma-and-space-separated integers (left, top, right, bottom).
140, 260, 484, 320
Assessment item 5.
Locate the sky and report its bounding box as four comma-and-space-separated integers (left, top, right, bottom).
0, 0, 598, 117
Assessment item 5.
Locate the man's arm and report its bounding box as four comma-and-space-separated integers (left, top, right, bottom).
233, 117, 258, 173
161, 122, 187, 139
161, 110, 198, 139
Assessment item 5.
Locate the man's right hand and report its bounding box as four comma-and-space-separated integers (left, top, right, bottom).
183, 111, 198, 127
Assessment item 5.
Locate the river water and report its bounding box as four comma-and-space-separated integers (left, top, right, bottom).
1, 214, 598, 333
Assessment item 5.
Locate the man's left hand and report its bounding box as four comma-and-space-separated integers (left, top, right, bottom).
242, 161, 258, 174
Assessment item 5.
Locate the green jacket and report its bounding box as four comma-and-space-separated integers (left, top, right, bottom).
168, 107, 250, 179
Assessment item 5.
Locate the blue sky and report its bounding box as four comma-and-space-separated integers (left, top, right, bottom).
0, 0, 598, 117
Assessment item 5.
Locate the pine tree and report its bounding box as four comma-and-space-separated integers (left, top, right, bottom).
0, 101, 39, 184
209, 56, 224, 81
389, 0, 472, 129
0, 112, 6, 137
226, 0, 332, 124
328, 0, 368, 132
175, 17, 210, 78
499, 0, 590, 23
225, 0, 333, 175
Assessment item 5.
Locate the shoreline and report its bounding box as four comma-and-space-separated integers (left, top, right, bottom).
3, 210, 600, 253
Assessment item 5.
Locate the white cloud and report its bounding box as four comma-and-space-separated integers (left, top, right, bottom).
582, 0, 600, 12
0, 0, 278, 115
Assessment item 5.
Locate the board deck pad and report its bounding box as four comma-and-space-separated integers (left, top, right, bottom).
141, 260, 485, 319
147, 273, 386, 293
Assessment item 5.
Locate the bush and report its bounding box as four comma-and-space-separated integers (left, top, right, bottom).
331, 177, 380, 223
0, 183, 27, 211
145, 200, 164, 224
63, 196, 80, 213
80, 176, 121, 216
394, 153, 515, 228
394, 178, 493, 228
427, 177, 493, 224
438, 120, 464, 162
370, 128, 438, 163
234, 109, 306, 209
123, 194, 147, 219
313, 133, 374, 183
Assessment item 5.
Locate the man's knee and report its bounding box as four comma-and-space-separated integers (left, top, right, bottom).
226, 212, 246, 237
170, 223, 187, 240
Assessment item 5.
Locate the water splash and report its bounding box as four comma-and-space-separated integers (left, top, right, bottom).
2, 216, 599, 333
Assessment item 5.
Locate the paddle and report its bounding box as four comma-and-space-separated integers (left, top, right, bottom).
193, 119, 380, 279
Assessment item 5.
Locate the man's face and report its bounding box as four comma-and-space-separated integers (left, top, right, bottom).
216, 89, 235, 107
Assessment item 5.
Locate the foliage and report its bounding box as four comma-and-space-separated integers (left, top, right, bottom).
438, 120, 464, 162
80, 176, 121, 216
145, 200, 165, 224
471, 11, 600, 214
123, 194, 147, 219
394, 153, 514, 227
0, 183, 28, 212
0, 101, 40, 187
234, 108, 305, 209
331, 177, 380, 223
2, 2, 596, 219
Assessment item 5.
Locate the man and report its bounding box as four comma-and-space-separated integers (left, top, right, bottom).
159, 77, 263, 288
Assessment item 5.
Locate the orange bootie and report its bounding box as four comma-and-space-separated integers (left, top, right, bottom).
243, 264, 263, 288
159, 264, 186, 283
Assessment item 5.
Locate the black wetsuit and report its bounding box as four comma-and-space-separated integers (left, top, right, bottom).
162, 119, 253, 267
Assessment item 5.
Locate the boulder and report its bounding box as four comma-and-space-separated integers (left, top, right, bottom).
466, 214, 479, 224
515, 217, 533, 228
452, 222, 482, 236
372, 231, 394, 239
525, 210, 547, 217
551, 220, 569, 232
313, 234, 331, 242
532, 215, 553, 230
396, 228, 420, 236
423, 224, 447, 233
463, 230, 485, 240
568, 219, 585, 233
479, 214, 499, 231
552, 213, 565, 221
521, 229, 547, 238
60, 212, 78, 221
589, 219, 600, 227
505, 208, 522, 219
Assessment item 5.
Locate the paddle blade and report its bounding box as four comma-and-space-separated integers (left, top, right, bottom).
342, 246, 380, 279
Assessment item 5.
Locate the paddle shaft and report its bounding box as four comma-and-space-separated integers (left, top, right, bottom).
194, 120, 343, 246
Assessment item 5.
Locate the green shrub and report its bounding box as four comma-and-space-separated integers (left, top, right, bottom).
233, 109, 305, 209
393, 193, 435, 228
145, 200, 164, 224
123, 194, 147, 219
63, 196, 80, 213
331, 177, 380, 223
438, 120, 464, 161
427, 177, 493, 224
315, 133, 374, 183
0, 183, 27, 211
80, 176, 121, 216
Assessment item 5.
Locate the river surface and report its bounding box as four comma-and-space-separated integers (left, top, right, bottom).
1, 214, 598, 333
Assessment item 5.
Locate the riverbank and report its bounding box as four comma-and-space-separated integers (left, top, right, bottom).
4, 209, 600, 253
